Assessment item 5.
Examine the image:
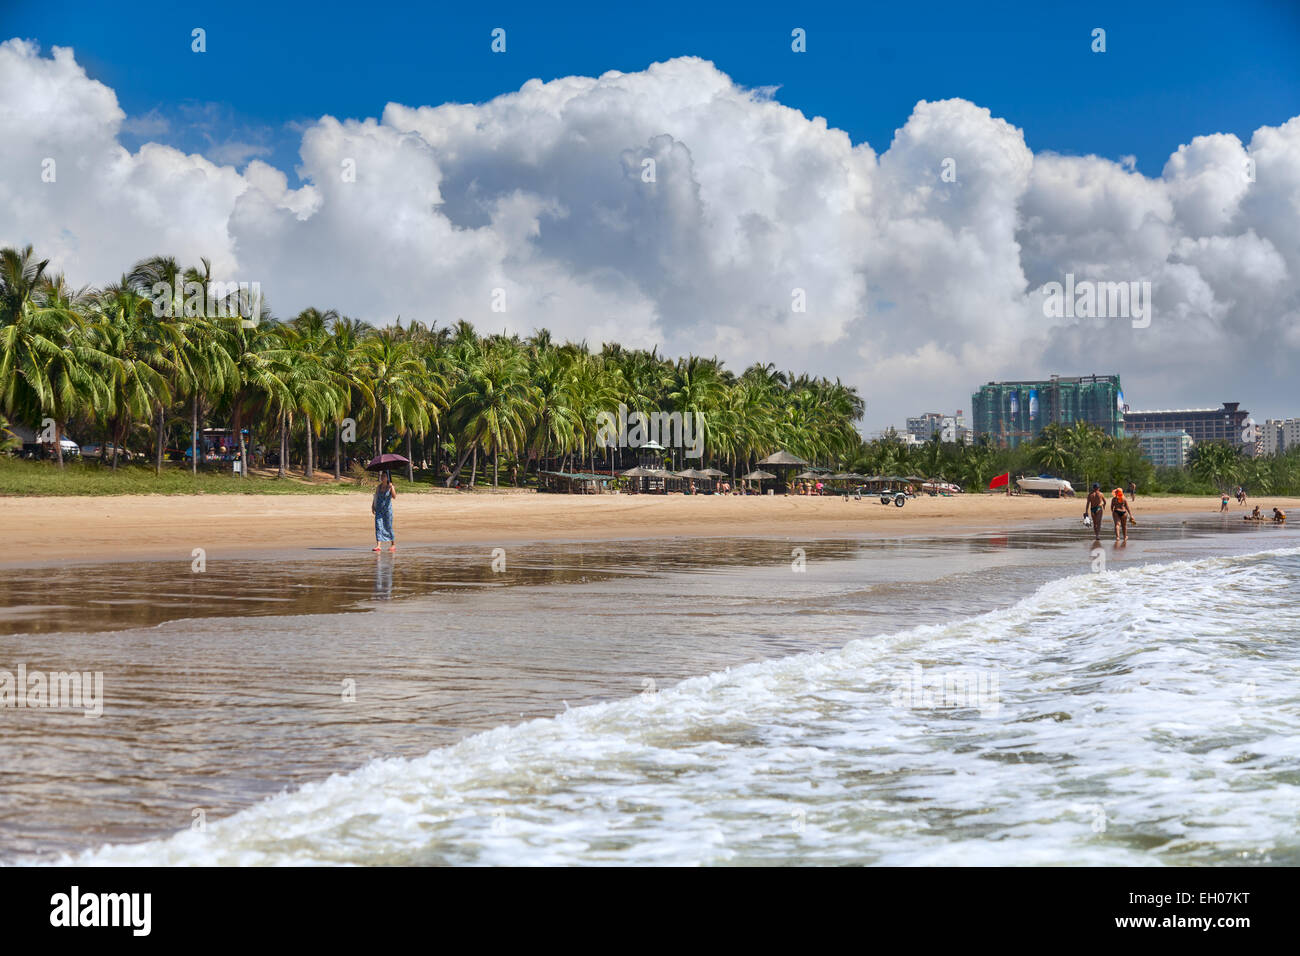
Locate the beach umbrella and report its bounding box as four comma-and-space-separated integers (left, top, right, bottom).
366, 453, 410, 473
757, 450, 809, 467
698, 467, 726, 477
741, 469, 777, 481
794, 470, 821, 480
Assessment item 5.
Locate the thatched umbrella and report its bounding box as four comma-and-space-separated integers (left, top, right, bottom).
757, 450, 809, 467
740, 468, 776, 493
621, 464, 673, 493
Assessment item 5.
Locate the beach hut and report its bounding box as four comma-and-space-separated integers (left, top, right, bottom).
756, 450, 808, 492
637, 439, 667, 470
757, 450, 809, 467
539, 470, 609, 493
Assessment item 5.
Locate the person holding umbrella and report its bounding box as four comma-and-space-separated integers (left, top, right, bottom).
372, 471, 397, 552
365, 453, 409, 552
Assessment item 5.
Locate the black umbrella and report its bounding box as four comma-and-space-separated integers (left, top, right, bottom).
366, 453, 410, 473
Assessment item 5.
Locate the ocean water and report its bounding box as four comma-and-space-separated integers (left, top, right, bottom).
20, 530, 1297, 866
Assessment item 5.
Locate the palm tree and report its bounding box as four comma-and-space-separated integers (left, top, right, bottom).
446, 341, 538, 488
0, 414, 18, 453
89, 279, 170, 469
0, 248, 112, 467
359, 326, 439, 481
667, 355, 725, 467
1190, 441, 1242, 491
322, 316, 373, 478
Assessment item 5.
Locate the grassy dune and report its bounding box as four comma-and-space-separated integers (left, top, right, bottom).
0, 457, 452, 496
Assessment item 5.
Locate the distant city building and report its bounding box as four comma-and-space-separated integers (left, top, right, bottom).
971, 374, 1124, 449
1137, 430, 1194, 469
905, 410, 970, 444
906, 412, 945, 439
1123, 402, 1252, 454
1261, 418, 1300, 456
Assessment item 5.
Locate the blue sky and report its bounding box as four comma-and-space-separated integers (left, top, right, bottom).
6, 0, 1299, 179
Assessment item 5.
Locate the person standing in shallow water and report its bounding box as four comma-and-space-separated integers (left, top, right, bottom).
372, 471, 396, 552
1085, 483, 1105, 541
1110, 487, 1133, 542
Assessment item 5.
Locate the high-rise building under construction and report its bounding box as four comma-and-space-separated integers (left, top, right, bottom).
971, 374, 1125, 448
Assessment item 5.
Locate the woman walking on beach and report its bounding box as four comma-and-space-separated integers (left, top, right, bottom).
1110, 487, 1133, 543
372, 471, 397, 552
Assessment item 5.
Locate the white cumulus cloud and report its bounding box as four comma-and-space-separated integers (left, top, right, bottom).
2, 38, 1298, 428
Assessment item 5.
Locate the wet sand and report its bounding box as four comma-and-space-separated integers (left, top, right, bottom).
5, 491, 1294, 566
3, 516, 1290, 859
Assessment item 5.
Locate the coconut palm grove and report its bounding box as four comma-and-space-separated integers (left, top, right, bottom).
3, 243, 1298, 495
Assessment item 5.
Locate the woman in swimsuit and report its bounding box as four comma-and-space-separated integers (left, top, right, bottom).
1110, 488, 1131, 542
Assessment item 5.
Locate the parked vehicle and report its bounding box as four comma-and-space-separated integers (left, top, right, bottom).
80, 443, 133, 461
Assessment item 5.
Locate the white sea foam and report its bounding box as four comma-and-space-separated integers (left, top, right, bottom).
48, 547, 1300, 866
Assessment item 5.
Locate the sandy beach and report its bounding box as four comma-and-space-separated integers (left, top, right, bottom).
5, 491, 1295, 565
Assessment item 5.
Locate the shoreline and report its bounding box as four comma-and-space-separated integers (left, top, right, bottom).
5, 492, 1296, 567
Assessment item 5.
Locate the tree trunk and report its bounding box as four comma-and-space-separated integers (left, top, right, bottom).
470, 445, 478, 487
155, 404, 164, 476
305, 412, 314, 479
278, 410, 287, 478
493, 448, 499, 489
234, 407, 247, 479
191, 395, 199, 476
446, 441, 475, 486
405, 432, 414, 482
55, 420, 64, 468
334, 423, 342, 480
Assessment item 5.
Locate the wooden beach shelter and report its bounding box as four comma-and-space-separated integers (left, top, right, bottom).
756, 449, 808, 492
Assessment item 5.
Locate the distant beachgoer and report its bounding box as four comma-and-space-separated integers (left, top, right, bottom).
1085, 483, 1105, 540
1247, 505, 1263, 521
1127, 480, 1136, 501
1220, 492, 1230, 512
1237, 486, 1247, 506
372, 471, 396, 552
816, 481, 824, 495
1274, 508, 1287, 524
1110, 487, 1131, 542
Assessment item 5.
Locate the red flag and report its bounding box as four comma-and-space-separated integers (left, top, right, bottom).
988, 472, 1009, 489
